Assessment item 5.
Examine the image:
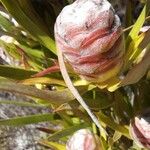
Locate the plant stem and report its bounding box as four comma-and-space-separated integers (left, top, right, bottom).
57, 46, 107, 136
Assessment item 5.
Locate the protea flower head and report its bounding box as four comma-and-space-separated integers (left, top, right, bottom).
55, 0, 124, 82
130, 108, 150, 149
66, 129, 101, 150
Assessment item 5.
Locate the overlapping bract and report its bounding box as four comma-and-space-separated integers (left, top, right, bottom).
66, 129, 101, 150
130, 109, 150, 149
55, 0, 124, 82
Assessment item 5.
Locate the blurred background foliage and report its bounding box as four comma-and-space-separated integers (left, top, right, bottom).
0, 0, 150, 149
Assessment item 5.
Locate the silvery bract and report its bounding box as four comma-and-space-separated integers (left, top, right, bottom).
55, 0, 124, 82
66, 129, 101, 150
130, 108, 150, 149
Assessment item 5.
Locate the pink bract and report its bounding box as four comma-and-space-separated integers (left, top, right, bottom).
55, 0, 124, 82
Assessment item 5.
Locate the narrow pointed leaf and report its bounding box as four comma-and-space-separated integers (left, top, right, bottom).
18, 44, 45, 60
0, 65, 37, 80
0, 78, 90, 105
39, 140, 66, 150
0, 65, 58, 80
127, 2, 150, 45
17, 0, 50, 34
0, 113, 54, 126
48, 123, 89, 141
0, 100, 46, 107
21, 77, 66, 86
98, 112, 130, 139
0, 12, 14, 32
1, 0, 56, 54
113, 131, 122, 143
83, 89, 113, 110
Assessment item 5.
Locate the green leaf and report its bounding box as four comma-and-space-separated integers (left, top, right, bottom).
0, 113, 54, 126
0, 65, 37, 80
124, 28, 150, 70
48, 123, 89, 141
100, 136, 108, 150
112, 131, 122, 143
0, 78, 89, 105
121, 50, 150, 86
124, 33, 144, 69
139, 80, 150, 108
83, 88, 113, 110
0, 0, 56, 54
0, 65, 60, 80
124, 2, 150, 70
97, 77, 121, 92
125, 0, 133, 28
0, 40, 51, 70
17, 0, 50, 34
0, 39, 21, 60
21, 77, 66, 86
0, 12, 14, 32
97, 112, 131, 139
127, 2, 150, 45
0, 100, 47, 107
18, 44, 45, 60
58, 113, 74, 126
68, 107, 91, 124
39, 140, 66, 150
113, 90, 133, 120
109, 131, 122, 147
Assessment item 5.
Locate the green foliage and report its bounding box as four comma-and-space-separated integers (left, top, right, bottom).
47, 123, 89, 141
0, 0, 150, 149
0, 113, 55, 126
0, 0, 56, 54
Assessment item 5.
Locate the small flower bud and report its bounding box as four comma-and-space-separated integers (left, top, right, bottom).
130, 108, 150, 149
66, 129, 101, 150
55, 0, 124, 82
